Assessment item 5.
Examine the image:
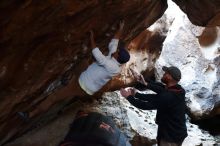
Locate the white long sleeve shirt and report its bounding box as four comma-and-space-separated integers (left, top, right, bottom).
79, 39, 121, 95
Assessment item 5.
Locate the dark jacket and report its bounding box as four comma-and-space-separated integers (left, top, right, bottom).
59, 112, 130, 146
127, 81, 187, 143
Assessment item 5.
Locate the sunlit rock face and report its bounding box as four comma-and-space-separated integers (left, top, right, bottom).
172, 0, 220, 26
86, 92, 218, 146
156, 1, 220, 120
125, 14, 168, 84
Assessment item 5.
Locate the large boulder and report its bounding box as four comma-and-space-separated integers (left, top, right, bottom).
0, 0, 168, 144
156, 1, 220, 120
1, 0, 220, 145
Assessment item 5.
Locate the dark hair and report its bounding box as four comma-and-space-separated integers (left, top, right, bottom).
162, 66, 181, 81
117, 48, 130, 64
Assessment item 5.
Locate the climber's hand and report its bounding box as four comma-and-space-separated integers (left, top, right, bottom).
119, 20, 125, 30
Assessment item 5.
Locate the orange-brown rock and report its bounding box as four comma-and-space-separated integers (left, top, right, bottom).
198, 27, 218, 47
0, 0, 168, 144
1, 0, 220, 145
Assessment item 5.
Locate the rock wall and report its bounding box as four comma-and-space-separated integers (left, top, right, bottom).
156, 1, 220, 121
1, 0, 220, 145
0, 0, 168, 144
172, 0, 220, 26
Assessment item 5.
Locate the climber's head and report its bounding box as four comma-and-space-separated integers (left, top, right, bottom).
113, 41, 130, 64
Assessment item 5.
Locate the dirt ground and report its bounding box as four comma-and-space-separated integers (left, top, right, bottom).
4, 101, 85, 146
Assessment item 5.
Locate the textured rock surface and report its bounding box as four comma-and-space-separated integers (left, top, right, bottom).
0, 0, 168, 144
172, 0, 220, 26
1, 0, 220, 145
156, 1, 220, 121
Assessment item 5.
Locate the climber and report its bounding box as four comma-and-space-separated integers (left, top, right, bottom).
78, 20, 130, 95
17, 20, 130, 121
120, 66, 188, 146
